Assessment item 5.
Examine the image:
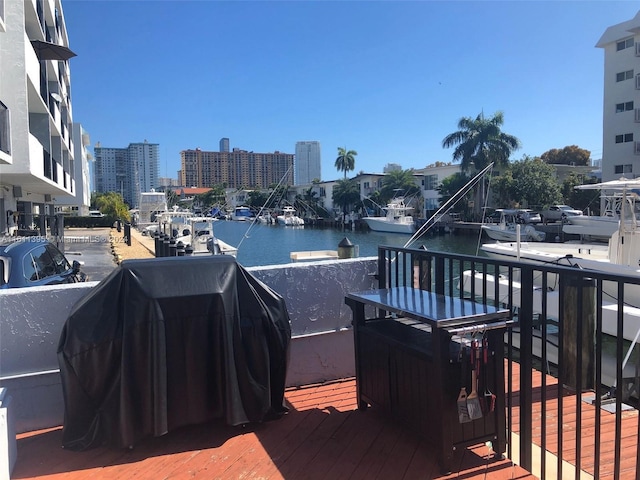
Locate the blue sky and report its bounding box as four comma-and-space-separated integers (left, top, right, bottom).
62, 1, 640, 182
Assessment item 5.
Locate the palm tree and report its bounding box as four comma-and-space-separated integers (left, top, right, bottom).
335, 147, 357, 178
441, 111, 520, 172
442, 111, 520, 219
332, 178, 361, 224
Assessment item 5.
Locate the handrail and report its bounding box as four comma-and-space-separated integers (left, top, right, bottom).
376, 243, 640, 478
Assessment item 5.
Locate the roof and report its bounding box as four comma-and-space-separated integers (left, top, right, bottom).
596, 11, 640, 47
177, 187, 211, 196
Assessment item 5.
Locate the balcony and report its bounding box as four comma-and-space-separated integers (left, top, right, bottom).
2, 243, 640, 479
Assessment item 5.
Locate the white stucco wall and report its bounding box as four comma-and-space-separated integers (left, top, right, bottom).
0, 258, 378, 433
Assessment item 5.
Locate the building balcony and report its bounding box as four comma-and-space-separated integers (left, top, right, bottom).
1, 242, 639, 479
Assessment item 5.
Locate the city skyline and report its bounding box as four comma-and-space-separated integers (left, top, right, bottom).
62, 2, 640, 181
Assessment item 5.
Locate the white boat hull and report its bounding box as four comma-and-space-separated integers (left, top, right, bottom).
480, 240, 640, 308
460, 270, 640, 342
481, 224, 545, 242
363, 217, 414, 234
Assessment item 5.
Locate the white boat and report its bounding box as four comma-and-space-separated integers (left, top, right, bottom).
174, 217, 238, 256
277, 206, 304, 226
231, 206, 254, 221
363, 197, 415, 234
459, 271, 640, 388
481, 209, 545, 242
481, 177, 640, 308
562, 193, 638, 241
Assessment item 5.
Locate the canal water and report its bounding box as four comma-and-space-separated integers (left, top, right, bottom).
213, 220, 485, 267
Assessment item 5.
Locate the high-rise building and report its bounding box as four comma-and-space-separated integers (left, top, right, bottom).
219, 137, 230, 152
596, 11, 640, 181
294, 141, 321, 185
0, 0, 79, 232
93, 140, 159, 207
180, 141, 294, 189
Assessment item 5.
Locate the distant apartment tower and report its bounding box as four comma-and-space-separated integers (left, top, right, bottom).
294, 141, 321, 185
93, 140, 159, 207
180, 145, 294, 189
219, 137, 230, 152
596, 11, 640, 181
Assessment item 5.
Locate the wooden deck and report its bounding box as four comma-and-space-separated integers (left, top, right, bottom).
11, 359, 640, 480
11, 378, 534, 480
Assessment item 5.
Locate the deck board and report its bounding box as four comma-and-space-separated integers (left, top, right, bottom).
12, 378, 534, 480
12, 366, 640, 479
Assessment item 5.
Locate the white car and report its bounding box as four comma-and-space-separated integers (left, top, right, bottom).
541, 205, 583, 223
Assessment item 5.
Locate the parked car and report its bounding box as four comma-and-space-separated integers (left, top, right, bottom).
0, 237, 87, 288
540, 205, 583, 223
515, 209, 542, 224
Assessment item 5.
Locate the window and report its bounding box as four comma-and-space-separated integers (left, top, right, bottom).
615, 133, 634, 143
615, 164, 633, 174
617, 70, 634, 82
424, 174, 438, 190
616, 101, 634, 113
46, 244, 70, 273
0, 100, 9, 155
617, 38, 635, 51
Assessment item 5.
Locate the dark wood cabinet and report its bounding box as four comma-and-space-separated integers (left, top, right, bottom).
346, 288, 512, 473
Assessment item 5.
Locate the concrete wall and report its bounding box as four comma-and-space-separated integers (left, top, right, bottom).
0, 257, 378, 434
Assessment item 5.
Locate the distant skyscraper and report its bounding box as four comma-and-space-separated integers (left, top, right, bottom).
180, 143, 294, 189
219, 137, 230, 152
295, 141, 321, 185
93, 140, 159, 207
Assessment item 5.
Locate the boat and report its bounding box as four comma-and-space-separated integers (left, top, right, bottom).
562, 192, 639, 241
144, 211, 237, 256
460, 270, 640, 389
363, 197, 415, 234
277, 206, 304, 226
174, 217, 238, 256
481, 177, 640, 309
231, 206, 254, 221
481, 209, 546, 242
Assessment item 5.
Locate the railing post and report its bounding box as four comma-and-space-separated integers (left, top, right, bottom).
561, 275, 595, 391
434, 256, 445, 295
518, 265, 534, 471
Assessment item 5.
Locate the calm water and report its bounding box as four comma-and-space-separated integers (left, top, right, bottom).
213, 220, 483, 267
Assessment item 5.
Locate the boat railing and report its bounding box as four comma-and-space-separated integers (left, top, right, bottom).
377, 244, 640, 478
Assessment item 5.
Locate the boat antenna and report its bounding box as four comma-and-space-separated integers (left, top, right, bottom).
403, 162, 495, 249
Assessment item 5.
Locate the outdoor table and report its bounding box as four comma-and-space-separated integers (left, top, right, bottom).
345, 287, 513, 473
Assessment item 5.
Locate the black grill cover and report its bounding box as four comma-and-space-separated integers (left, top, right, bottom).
57, 255, 291, 451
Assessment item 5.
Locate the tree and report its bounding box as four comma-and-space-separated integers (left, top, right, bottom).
562, 173, 601, 214
441, 111, 521, 172
335, 147, 357, 178
492, 156, 562, 209
437, 172, 474, 219
332, 178, 361, 218
442, 111, 520, 218
379, 169, 422, 215
166, 189, 180, 209
92, 192, 130, 221
541, 145, 591, 166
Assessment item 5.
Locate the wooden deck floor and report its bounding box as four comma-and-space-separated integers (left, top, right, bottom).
11, 379, 534, 480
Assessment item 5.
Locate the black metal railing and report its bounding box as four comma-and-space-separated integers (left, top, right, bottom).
377, 244, 640, 479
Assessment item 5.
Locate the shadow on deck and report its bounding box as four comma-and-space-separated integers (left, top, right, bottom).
12, 379, 534, 480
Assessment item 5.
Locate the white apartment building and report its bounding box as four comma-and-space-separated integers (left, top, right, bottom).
596, 11, 640, 181
294, 141, 321, 186
93, 140, 159, 208
53, 123, 92, 215
0, 0, 78, 233
414, 163, 461, 213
